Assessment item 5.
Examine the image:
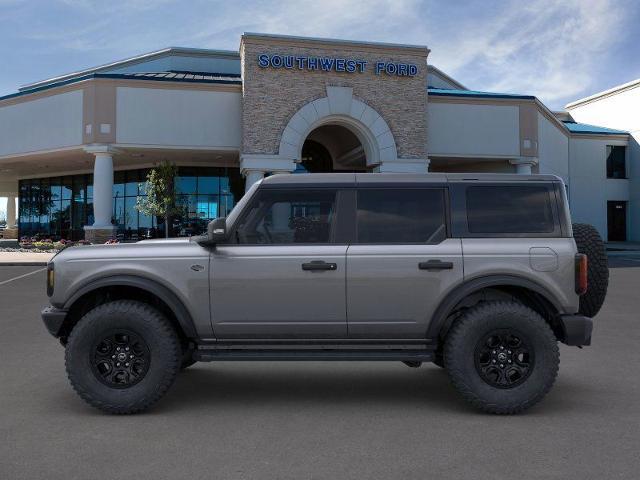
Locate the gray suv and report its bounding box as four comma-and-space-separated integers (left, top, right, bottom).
41, 173, 608, 414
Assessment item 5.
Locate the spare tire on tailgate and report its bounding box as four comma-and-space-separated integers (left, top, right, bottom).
572, 223, 609, 317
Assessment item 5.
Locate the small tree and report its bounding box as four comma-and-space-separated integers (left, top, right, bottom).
136, 161, 182, 238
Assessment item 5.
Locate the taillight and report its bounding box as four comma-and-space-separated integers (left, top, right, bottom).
575, 254, 587, 295
47, 263, 54, 297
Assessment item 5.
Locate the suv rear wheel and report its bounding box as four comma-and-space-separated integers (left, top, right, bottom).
65, 300, 181, 414
444, 301, 559, 414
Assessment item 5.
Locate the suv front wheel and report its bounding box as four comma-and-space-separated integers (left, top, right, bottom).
65, 300, 182, 414
444, 301, 559, 414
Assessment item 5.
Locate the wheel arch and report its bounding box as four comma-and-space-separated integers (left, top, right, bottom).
60, 275, 198, 341
427, 275, 564, 341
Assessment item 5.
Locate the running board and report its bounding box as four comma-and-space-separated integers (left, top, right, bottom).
193, 349, 434, 362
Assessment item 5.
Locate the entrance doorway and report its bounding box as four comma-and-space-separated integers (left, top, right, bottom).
607, 201, 627, 241
299, 124, 368, 173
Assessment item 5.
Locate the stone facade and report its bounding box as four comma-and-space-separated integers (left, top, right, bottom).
240, 34, 429, 161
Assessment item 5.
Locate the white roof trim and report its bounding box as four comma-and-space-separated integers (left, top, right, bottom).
565, 78, 640, 109
19, 47, 240, 92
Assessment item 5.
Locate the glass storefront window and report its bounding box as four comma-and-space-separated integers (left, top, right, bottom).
18, 166, 241, 241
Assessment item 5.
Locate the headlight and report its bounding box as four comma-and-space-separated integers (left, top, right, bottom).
47, 263, 54, 297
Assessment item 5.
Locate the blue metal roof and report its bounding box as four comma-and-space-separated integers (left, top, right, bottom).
428, 87, 535, 100
562, 121, 628, 135
0, 71, 242, 103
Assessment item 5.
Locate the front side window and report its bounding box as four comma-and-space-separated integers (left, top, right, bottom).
235, 189, 337, 244
606, 145, 626, 179
356, 188, 447, 243
466, 186, 554, 234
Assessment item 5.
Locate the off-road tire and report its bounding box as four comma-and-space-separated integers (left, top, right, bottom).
444, 301, 559, 414
65, 300, 181, 414
572, 223, 609, 317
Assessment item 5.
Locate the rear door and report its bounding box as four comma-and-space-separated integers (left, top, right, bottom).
346, 187, 463, 338
210, 187, 348, 338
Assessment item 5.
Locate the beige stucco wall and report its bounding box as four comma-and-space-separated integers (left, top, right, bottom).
115, 86, 242, 148
240, 35, 429, 160
0, 90, 83, 157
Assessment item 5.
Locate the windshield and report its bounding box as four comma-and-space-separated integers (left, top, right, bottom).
224, 180, 262, 230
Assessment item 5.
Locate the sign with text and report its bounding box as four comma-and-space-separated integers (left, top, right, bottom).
257, 53, 418, 77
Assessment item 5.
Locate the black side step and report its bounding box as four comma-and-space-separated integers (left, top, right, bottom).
193, 349, 434, 362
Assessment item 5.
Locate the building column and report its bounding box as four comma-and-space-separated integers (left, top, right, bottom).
2, 195, 18, 240
510, 157, 538, 175
6, 195, 16, 229
240, 154, 296, 194
243, 170, 265, 193
83, 145, 118, 243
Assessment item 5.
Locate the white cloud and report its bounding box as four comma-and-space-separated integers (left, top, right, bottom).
425, 0, 627, 107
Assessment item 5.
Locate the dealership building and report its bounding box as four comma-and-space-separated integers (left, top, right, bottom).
0, 33, 636, 242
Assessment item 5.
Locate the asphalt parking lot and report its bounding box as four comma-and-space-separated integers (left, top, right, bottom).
1, 259, 640, 480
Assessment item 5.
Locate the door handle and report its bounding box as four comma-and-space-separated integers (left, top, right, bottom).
419, 260, 454, 271
302, 261, 338, 271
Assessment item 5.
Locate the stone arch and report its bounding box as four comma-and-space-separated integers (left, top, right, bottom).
278, 86, 398, 167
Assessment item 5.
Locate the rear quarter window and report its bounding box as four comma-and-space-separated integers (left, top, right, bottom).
466, 185, 555, 234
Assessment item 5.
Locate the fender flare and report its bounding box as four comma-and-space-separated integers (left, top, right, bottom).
63, 274, 197, 338
426, 274, 564, 340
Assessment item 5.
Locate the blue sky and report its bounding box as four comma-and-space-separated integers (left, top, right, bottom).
1, 0, 640, 217
1, 0, 639, 109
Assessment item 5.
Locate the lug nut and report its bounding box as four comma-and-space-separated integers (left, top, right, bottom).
112, 355, 116, 359
492, 359, 496, 363
125, 363, 129, 367
500, 346, 504, 350
492, 350, 496, 354
116, 363, 120, 367
508, 360, 512, 363
507, 350, 511, 354
116, 347, 121, 351
125, 347, 129, 351
500, 364, 504, 368
130, 355, 134, 359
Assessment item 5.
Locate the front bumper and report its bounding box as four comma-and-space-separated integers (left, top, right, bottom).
41, 306, 68, 338
558, 314, 593, 346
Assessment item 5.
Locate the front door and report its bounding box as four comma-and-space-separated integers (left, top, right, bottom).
346, 187, 463, 338
210, 187, 347, 338
607, 201, 627, 241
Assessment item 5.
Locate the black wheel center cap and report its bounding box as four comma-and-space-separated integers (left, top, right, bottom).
117, 352, 128, 362
497, 352, 508, 362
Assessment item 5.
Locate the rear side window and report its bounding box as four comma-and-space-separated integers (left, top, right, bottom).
356, 188, 447, 243
466, 186, 554, 234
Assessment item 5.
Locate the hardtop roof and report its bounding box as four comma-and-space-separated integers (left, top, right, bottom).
260, 172, 563, 186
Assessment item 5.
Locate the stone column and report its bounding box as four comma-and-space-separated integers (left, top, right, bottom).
83, 145, 118, 243
243, 170, 265, 193
510, 157, 538, 175
2, 195, 18, 240
6, 195, 16, 229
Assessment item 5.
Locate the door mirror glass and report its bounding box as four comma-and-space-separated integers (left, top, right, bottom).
208, 217, 227, 243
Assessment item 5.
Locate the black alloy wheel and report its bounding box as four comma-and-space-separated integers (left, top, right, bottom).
91, 330, 151, 388
474, 329, 534, 388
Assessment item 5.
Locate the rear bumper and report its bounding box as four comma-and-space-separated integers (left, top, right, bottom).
41, 306, 68, 338
558, 314, 593, 346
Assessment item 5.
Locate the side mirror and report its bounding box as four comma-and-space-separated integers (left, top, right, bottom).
193, 217, 227, 247
208, 217, 227, 244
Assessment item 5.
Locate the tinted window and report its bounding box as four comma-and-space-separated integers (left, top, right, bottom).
235, 189, 337, 244
606, 145, 626, 179
466, 186, 554, 234
356, 189, 446, 243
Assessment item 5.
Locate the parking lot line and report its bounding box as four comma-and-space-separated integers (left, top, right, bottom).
0, 267, 46, 287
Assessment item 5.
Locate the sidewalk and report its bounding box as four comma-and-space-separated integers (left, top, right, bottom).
0, 252, 55, 266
